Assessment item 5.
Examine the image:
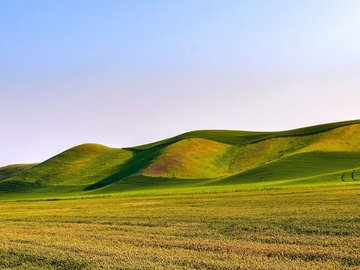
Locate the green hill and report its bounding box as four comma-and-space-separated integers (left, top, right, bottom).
0, 164, 37, 181
1, 119, 360, 199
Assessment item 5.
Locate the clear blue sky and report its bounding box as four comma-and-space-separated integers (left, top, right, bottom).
1, 0, 360, 165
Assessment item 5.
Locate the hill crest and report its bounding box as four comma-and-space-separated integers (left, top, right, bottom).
1, 119, 360, 199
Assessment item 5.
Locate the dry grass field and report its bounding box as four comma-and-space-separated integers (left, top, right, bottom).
0, 185, 359, 269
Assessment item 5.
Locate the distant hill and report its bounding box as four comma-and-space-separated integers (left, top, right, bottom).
1, 119, 360, 199
0, 164, 37, 181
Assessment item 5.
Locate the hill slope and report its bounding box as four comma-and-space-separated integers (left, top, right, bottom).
1, 120, 360, 199
0, 164, 37, 181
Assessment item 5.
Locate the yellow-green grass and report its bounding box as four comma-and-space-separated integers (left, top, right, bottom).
297, 124, 360, 153
131, 119, 360, 150
216, 152, 360, 185
1, 120, 360, 269
0, 164, 37, 181
2, 120, 360, 199
1, 144, 132, 186
142, 138, 231, 179
0, 185, 358, 269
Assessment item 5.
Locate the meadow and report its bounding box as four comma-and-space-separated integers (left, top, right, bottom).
1, 120, 360, 269
0, 184, 359, 269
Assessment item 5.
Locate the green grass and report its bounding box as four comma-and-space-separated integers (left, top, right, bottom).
0, 144, 132, 189
131, 119, 360, 149
1, 120, 360, 199
0, 164, 37, 181
1, 120, 360, 268
217, 151, 360, 185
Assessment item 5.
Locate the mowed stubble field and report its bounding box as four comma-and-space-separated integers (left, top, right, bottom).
0, 185, 359, 270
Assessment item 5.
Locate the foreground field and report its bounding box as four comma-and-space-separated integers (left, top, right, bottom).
0, 185, 359, 269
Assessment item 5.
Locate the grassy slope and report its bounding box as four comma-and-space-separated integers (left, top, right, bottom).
216, 152, 360, 185
142, 138, 231, 178
138, 121, 360, 181
1, 119, 360, 199
0, 144, 132, 193
137, 120, 360, 180
0, 164, 37, 181
131, 119, 360, 149
1, 121, 360, 269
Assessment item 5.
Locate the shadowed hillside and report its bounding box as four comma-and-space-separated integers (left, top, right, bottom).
1, 119, 360, 199
0, 164, 37, 181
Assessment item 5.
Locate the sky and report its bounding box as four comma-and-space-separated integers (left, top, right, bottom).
1, 0, 360, 166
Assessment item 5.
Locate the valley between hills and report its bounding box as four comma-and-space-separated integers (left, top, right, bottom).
0, 120, 359, 269
1, 119, 360, 200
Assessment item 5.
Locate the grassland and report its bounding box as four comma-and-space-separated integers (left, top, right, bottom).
0, 185, 359, 269
1, 120, 360, 198
0, 120, 360, 269
0, 164, 37, 181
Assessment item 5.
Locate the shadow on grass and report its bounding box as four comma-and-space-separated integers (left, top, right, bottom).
0, 180, 45, 193
84, 144, 166, 191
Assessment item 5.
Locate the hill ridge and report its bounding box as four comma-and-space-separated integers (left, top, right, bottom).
1, 119, 360, 199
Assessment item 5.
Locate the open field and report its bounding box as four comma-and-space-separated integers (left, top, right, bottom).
0, 184, 359, 269
1, 120, 360, 269
3, 2, 360, 269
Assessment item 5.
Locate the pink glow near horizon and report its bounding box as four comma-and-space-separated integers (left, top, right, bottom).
1, 1, 360, 166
